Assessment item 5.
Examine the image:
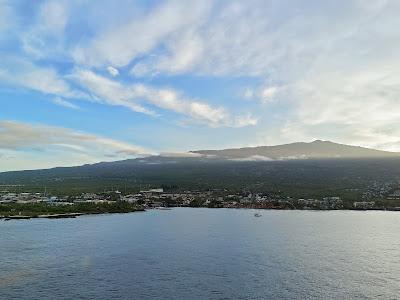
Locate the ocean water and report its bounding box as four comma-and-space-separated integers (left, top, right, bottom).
1, 208, 399, 299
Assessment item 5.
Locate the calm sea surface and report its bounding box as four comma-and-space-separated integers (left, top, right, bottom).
1, 208, 399, 299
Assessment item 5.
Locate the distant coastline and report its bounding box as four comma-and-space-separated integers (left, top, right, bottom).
1, 203, 399, 222
2, 186, 400, 221
0, 202, 144, 220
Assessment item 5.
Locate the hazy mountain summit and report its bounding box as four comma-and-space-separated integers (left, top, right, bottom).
190, 140, 399, 160
0, 141, 399, 178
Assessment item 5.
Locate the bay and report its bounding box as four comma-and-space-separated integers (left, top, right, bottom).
1, 208, 399, 299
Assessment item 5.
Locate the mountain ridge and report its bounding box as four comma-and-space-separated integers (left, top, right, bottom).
0, 140, 399, 175
190, 140, 399, 160
2, 140, 400, 195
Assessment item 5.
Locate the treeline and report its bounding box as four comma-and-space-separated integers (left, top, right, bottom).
2, 158, 400, 203
0, 202, 143, 217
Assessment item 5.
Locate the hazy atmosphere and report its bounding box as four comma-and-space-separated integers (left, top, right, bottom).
1, 0, 400, 171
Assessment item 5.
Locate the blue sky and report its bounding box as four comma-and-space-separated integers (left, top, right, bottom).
1, 0, 400, 171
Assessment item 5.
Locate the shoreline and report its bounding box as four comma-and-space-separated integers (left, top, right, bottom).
0, 209, 145, 221
2, 206, 399, 221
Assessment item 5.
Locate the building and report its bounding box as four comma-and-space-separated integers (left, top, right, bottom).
353, 201, 375, 210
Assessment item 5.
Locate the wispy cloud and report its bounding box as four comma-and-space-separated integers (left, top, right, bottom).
69, 69, 156, 116
0, 120, 153, 171
107, 66, 119, 77
70, 69, 257, 127
21, 0, 69, 59
0, 56, 72, 96
1, 0, 400, 164
0, 120, 150, 154
52, 97, 80, 110
72, 1, 212, 68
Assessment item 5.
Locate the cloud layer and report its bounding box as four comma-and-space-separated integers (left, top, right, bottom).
1, 0, 400, 171
70, 69, 257, 127
0, 121, 152, 171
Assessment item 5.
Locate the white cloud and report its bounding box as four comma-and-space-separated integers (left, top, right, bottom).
0, 56, 80, 98
131, 29, 205, 76
232, 114, 258, 128
107, 66, 119, 77
0, 120, 153, 171
3, 0, 400, 152
70, 69, 256, 127
159, 152, 204, 158
261, 86, 278, 103
124, 0, 279, 76
241, 85, 281, 103
0, 120, 149, 153
231, 155, 274, 162
21, 0, 69, 58
69, 69, 156, 116
72, 0, 212, 67
52, 97, 80, 110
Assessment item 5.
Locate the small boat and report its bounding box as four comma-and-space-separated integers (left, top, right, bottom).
254, 213, 262, 217
157, 207, 172, 210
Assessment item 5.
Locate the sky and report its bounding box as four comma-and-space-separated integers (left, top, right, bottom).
1, 0, 400, 171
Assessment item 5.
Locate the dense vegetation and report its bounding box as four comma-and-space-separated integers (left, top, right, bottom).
0, 202, 142, 217
1, 157, 400, 204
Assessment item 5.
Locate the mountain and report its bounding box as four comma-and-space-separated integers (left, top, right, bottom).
191, 140, 400, 160
1, 140, 400, 197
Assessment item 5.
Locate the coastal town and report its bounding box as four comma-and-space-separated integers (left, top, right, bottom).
2, 186, 400, 216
